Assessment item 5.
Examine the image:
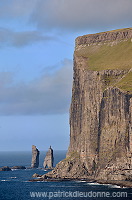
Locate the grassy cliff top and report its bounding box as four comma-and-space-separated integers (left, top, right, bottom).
75, 28, 132, 93
76, 27, 132, 45
75, 39, 132, 71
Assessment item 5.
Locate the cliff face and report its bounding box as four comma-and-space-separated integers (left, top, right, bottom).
47, 28, 132, 180
75, 28, 132, 51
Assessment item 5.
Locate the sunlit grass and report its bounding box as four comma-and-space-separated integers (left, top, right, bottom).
75, 34, 132, 93
116, 71, 132, 93
75, 39, 132, 71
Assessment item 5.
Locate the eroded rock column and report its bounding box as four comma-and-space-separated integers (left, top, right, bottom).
43, 146, 54, 169
31, 145, 39, 168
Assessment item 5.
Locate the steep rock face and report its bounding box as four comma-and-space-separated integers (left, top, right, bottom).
75, 27, 132, 51
46, 28, 132, 180
67, 56, 132, 178
43, 146, 54, 169
31, 145, 39, 168
97, 88, 131, 168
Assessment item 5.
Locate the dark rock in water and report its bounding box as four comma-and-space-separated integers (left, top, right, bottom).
31, 145, 39, 168
32, 173, 40, 178
0, 166, 11, 171
0, 166, 26, 171
11, 166, 26, 170
43, 146, 54, 169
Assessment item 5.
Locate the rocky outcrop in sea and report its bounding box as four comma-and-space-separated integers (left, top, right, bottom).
0, 166, 26, 171
31, 145, 39, 168
43, 146, 54, 169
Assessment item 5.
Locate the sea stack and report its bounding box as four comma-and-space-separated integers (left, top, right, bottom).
43, 146, 54, 169
44, 28, 132, 181
31, 145, 39, 168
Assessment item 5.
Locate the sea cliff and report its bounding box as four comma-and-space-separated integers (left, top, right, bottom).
43, 28, 132, 183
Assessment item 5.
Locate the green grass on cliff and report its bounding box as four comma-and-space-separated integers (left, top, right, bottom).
116, 71, 132, 93
63, 151, 80, 162
75, 38, 132, 93
76, 39, 132, 71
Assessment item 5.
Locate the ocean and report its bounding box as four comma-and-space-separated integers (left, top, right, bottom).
0, 151, 132, 200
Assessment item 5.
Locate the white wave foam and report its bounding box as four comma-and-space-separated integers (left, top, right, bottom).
10, 177, 17, 179
87, 182, 101, 185
109, 185, 121, 188
76, 180, 86, 183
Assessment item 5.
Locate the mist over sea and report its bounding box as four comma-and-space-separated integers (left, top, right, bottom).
0, 151, 132, 200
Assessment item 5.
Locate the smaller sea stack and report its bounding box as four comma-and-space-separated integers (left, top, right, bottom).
43, 146, 54, 169
31, 145, 39, 168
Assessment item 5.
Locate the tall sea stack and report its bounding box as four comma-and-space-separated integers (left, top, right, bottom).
45, 28, 132, 181
31, 145, 39, 168
43, 146, 54, 169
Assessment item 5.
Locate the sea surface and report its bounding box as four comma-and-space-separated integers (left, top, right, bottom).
0, 151, 132, 200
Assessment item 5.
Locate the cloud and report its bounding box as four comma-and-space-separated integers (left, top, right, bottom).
0, 28, 55, 48
0, 0, 131, 33
30, 0, 132, 32
0, 0, 37, 19
0, 72, 14, 87
0, 59, 73, 115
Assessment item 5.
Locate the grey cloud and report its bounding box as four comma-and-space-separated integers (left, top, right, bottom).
30, 0, 132, 32
0, 28, 55, 47
12, 31, 55, 47
0, 0, 37, 18
0, 0, 131, 33
0, 72, 14, 87
0, 59, 73, 115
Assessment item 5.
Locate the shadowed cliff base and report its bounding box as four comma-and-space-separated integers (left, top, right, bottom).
34, 28, 132, 187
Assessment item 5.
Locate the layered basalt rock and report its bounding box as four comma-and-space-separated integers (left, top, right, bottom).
43, 146, 54, 169
31, 145, 39, 168
75, 27, 132, 50
44, 28, 132, 181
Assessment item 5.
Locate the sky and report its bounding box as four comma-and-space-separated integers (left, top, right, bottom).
0, 0, 132, 151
